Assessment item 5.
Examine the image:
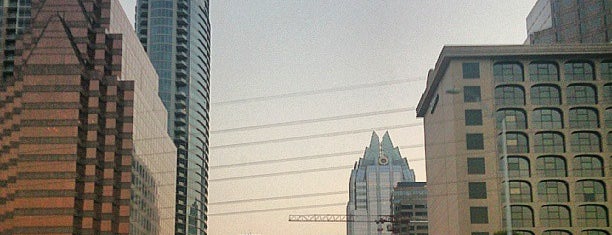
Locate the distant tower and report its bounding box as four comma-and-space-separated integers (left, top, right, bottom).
347, 131, 415, 235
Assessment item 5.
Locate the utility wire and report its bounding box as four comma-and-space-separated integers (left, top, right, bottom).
212, 77, 425, 106
208, 202, 348, 216
211, 122, 423, 149
211, 107, 415, 134
209, 191, 347, 205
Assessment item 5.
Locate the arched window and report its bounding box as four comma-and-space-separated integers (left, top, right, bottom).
534, 132, 565, 153
533, 109, 563, 129
577, 205, 609, 227
601, 61, 612, 81
509, 205, 534, 227
582, 229, 610, 235
536, 156, 567, 177
606, 109, 612, 128
543, 230, 572, 235
506, 156, 530, 177
538, 180, 569, 202
495, 85, 525, 106
567, 85, 597, 104
608, 132, 612, 152
571, 132, 601, 152
529, 62, 559, 81
569, 108, 599, 128
574, 155, 604, 177
531, 85, 561, 105
494, 62, 524, 82
576, 180, 606, 202
499, 132, 529, 153
541, 205, 571, 227
565, 61, 594, 81
507, 181, 532, 202
496, 109, 527, 130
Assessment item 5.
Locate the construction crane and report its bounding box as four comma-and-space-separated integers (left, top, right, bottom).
288, 214, 396, 234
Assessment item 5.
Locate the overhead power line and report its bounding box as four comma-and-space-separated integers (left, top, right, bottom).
212, 77, 425, 105
209, 191, 347, 205
211, 122, 423, 149
211, 107, 416, 134
208, 202, 347, 216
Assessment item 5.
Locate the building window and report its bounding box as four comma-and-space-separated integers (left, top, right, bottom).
514, 232, 535, 235
602, 61, 612, 81
472, 233, 489, 235
494, 62, 524, 82
536, 156, 567, 177
463, 62, 480, 79
606, 109, 612, 128
496, 109, 527, 130
470, 207, 488, 224
577, 205, 609, 227
538, 180, 569, 202
467, 158, 485, 175
565, 62, 594, 81
571, 131, 601, 152
543, 230, 572, 235
531, 85, 561, 105
534, 132, 565, 153
603, 84, 612, 104
569, 108, 599, 128
509, 205, 534, 227
495, 85, 525, 105
567, 85, 597, 104
464, 86, 481, 102
507, 181, 532, 202
466, 133, 484, 150
540, 205, 572, 227
529, 62, 559, 81
499, 132, 529, 153
576, 180, 606, 202
465, 109, 483, 126
574, 155, 604, 177
468, 182, 487, 199
506, 156, 530, 177
532, 108, 563, 129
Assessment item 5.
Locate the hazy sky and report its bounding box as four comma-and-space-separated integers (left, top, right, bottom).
119, 1, 536, 234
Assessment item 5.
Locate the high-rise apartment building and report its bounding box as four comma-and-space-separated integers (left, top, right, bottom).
391, 182, 428, 235
347, 131, 416, 235
526, 0, 612, 44
108, 1, 177, 234
417, 45, 612, 235
0, 0, 135, 233
135, 0, 211, 234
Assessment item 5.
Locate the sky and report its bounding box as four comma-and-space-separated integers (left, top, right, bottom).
119, 1, 537, 234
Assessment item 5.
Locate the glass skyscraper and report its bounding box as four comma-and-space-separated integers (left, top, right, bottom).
347, 131, 416, 235
136, 0, 211, 234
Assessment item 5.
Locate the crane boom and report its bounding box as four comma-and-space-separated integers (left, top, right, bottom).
288, 214, 393, 223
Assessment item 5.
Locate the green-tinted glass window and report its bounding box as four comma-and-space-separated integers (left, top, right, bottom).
464, 86, 481, 102
565, 62, 594, 81
494, 63, 523, 82
468, 182, 487, 199
466, 133, 484, 150
465, 109, 483, 126
529, 62, 559, 81
463, 62, 480, 79
470, 207, 488, 224
467, 158, 485, 174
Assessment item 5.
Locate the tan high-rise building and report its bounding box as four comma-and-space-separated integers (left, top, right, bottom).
417, 45, 611, 235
